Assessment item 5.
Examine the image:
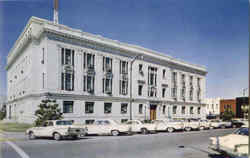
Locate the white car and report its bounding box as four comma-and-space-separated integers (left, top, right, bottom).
183, 120, 200, 131
26, 120, 87, 141
209, 126, 248, 157
153, 120, 184, 133
198, 120, 211, 130
125, 120, 157, 134
209, 120, 232, 129
85, 119, 131, 136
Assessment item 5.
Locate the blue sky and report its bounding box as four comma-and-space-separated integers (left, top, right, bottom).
0, 0, 248, 99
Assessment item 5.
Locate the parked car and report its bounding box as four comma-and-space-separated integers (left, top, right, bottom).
26, 120, 88, 141
209, 126, 248, 157
85, 119, 131, 136
125, 120, 157, 134
209, 120, 232, 129
231, 120, 245, 128
198, 120, 211, 130
183, 119, 200, 131
152, 119, 184, 133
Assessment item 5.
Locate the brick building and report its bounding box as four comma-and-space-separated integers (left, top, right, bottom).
220, 99, 236, 115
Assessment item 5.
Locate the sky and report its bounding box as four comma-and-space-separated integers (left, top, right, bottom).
0, 0, 248, 99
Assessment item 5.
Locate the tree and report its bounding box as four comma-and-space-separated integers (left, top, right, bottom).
0, 105, 6, 120
34, 99, 63, 126
220, 110, 235, 121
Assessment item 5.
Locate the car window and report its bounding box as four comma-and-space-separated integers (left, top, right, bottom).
126, 121, 132, 125
104, 120, 110, 125
56, 120, 73, 125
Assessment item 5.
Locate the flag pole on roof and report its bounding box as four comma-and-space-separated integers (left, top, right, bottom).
54, 0, 59, 24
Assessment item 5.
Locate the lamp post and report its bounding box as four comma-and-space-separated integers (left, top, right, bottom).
129, 55, 143, 120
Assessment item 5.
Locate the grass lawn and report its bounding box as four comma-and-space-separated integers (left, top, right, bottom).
0, 122, 33, 132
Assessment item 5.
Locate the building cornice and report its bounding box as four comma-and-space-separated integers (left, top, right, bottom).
6, 16, 207, 75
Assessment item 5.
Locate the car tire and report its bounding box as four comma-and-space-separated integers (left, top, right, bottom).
28, 131, 36, 140
232, 125, 237, 128
184, 127, 191, 132
167, 127, 174, 133
53, 133, 61, 141
141, 128, 148, 135
111, 130, 119, 136
221, 125, 226, 129
72, 135, 80, 140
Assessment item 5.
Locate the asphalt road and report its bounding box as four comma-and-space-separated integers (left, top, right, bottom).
1, 129, 235, 158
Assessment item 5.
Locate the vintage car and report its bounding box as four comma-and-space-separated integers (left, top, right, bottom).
209, 120, 232, 129
26, 120, 88, 141
125, 120, 157, 134
198, 120, 211, 130
231, 120, 245, 128
183, 119, 200, 131
209, 126, 248, 157
85, 119, 131, 136
152, 119, 184, 133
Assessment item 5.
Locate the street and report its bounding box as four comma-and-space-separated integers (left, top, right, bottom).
1, 129, 235, 158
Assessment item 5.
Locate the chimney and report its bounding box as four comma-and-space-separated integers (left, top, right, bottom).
54, 0, 59, 24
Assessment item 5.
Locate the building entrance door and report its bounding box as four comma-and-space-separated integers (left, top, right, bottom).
150, 104, 157, 120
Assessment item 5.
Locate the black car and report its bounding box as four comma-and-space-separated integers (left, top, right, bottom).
231, 120, 244, 128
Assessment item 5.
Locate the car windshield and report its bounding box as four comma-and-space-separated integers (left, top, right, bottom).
56, 120, 74, 125
234, 127, 249, 136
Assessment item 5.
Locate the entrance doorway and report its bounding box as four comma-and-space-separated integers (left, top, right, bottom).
150, 104, 157, 120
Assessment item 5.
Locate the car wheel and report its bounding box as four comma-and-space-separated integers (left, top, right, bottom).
199, 126, 205, 130
184, 127, 191, 132
72, 135, 80, 140
221, 125, 226, 129
53, 133, 61, 141
167, 127, 174, 133
111, 130, 119, 136
141, 128, 148, 135
28, 131, 36, 140
232, 125, 237, 128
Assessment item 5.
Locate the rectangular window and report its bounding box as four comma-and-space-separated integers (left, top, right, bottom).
162, 105, 166, 114
121, 103, 128, 114
104, 103, 112, 114
138, 85, 143, 96
190, 107, 194, 114
162, 88, 166, 98
85, 120, 95, 125
139, 104, 143, 114
197, 107, 201, 115
139, 64, 143, 73
61, 48, 74, 66
104, 78, 112, 94
120, 80, 128, 95
85, 102, 94, 114
173, 106, 177, 115
83, 75, 95, 93
181, 106, 185, 114
42, 73, 45, 89
83, 53, 95, 69
163, 69, 166, 79
103, 57, 112, 72
42, 48, 44, 64
63, 101, 74, 113
120, 60, 128, 74
61, 73, 74, 91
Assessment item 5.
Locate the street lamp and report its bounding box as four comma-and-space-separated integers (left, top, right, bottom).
129, 55, 143, 120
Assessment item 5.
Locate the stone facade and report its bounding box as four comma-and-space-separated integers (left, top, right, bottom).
6, 17, 207, 124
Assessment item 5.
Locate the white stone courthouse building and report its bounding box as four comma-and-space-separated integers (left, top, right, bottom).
6, 17, 207, 124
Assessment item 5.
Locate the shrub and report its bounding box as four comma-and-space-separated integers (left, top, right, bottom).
34, 99, 63, 126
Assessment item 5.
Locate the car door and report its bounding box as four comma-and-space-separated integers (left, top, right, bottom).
39, 121, 54, 137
